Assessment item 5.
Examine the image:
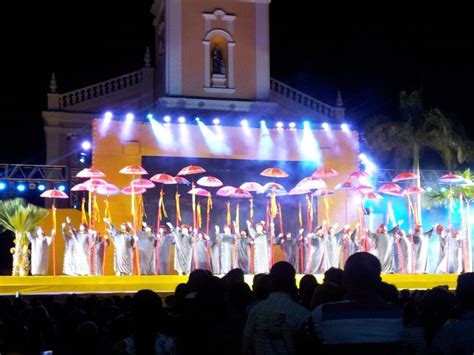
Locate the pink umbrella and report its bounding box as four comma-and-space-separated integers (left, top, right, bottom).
393, 172, 418, 182
40, 189, 69, 199
312, 167, 338, 178
122, 186, 146, 195
403, 186, 425, 195
119, 165, 148, 175
83, 178, 108, 190
362, 191, 383, 200
297, 177, 327, 190
378, 183, 402, 195
188, 187, 211, 197
178, 165, 206, 176
131, 178, 155, 189
335, 181, 357, 190
288, 187, 311, 195
313, 189, 335, 196
259, 182, 285, 193
96, 183, 120, 196
348, 170, 370, 180
173, 176, 190, 185
76, 167, 106, 178
439, 173, 465, 184
240, 182, 264, 192
197, 176, 223, 188
71, 183, 90, 192
150, 174, 177, 184
260, 167, 289, 178
229, 188, 252, 199
216, 186, 237, 197
356, 184, 375, 193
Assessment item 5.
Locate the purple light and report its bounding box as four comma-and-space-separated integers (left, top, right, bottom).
178, 116, 186, 123
276, 122, 284, 129
163, 115, 171, 123
322, 122, 330, 131
81, 141, 91, 150
213, 118, 220, 125
289, 122, 296, 129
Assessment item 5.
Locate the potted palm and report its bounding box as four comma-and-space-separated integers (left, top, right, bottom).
0, 198, 49, 276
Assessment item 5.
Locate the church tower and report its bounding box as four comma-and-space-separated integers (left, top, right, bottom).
151, 0, 271, 110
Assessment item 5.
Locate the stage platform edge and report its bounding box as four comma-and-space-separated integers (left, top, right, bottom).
0, 274, 459, 296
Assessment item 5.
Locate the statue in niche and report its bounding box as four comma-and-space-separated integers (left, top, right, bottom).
212, 46, 225, 75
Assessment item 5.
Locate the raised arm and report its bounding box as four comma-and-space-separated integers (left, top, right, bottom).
246, 220, 256, 239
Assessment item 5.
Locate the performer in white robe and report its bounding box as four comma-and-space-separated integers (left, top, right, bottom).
305, 226, 326, 274
104, 218, 135, 276
435, 225, 450, 274
90, 231, 109, 276
247, 220, 270, 274
155, 225, 174, 275
326, 224, 343, 269
341, 224, 359, 268
393, 229, 413, 274
65, 217, 91, 276
168, 223, 192, 275
27, 226, 53, 276
191, 231, 211, 271
374, 224, 398, 274
136, 223, 157, 275
216, 225, 234, 274
61, 221, 76, 276
412, 224, 434, 273
449, 230, 464, 274
234, 228, 253, 274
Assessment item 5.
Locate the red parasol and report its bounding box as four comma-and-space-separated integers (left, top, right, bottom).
403, 186, 425, 195
119, 165, 148, 175
356, 184, 374, 193
173, 176, 190, 185
71, 183, 90, 192
259, 182, 285, 193
216, 186, 237, 197
288, 187, 311, 195
393, 172, 418, 182
313, 189, 335, 196
188, 187, 211, 197
150, 174, 177, 184
76, 167, 106, 178
348, 170, 370, 180
197, 176, 223, 187
229, 188, 252, 199
83, 178, 108, 190
240, 182, 264, 192
362, 191, 383, 200
177, 165, 206, 176
312, 167, 338, 178
260, 167, 289, 178
131, 178, 155, 189
40, 189, 69, 199
297, 177, 327, 190
96, 183, 120, 196
265, 189, 288, 197
335, 181, 357, 190
121, 186, 146, 195
439, 173, 465, 184
378, 183, 402, 195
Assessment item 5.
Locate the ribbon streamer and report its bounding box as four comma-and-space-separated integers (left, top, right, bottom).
249, 198, 254, 223
298, 201, 303, 228
226, 200, 231, 226
81, 198, 88, 225
175, 192, 181, 226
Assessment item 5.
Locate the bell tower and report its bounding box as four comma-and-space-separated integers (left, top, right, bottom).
151, 0, 271, 107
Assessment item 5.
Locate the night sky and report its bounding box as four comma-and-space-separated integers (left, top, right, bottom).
1, 1, 472, 167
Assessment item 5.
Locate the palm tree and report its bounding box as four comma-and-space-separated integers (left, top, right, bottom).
424, 168, 474, 272
365, 91, 473, 223
0, 198, 49, 276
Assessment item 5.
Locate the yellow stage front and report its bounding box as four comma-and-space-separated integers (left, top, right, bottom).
0, 274, 459, 296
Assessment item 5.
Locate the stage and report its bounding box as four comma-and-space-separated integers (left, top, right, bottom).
0, 274, 459, 296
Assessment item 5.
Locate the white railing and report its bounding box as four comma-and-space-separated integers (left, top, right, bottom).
270, 78, 336, 118
59, 70, 144, 108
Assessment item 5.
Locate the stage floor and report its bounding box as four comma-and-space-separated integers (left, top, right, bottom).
0, 274, 459, 296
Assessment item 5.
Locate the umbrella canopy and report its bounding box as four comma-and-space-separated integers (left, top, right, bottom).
150, 174, 177, 184
260, 167, 289, 178
265, 189, 288, 197
258, 182, 285, 194
121, 186, 146, 195
40, 189, 69, 199
355, 184, 374, 193
76, 167, 106, 178
177, 165, 206, 176
393, 172, 418, 182
362, 191, 383, 200
83, 179, 108, 189
188, 187, 211, 197
216, 186, 237, 197
197, 176, 223, 187
131, 178, 155, 189
173, 176, 191, 185
348, 170, 370, 180
240, 182, 264, 192
288, 187, 311, 195
335, 181, 356, 190
71, 183, 90, 192
313, 189, 334, 197
119, 165, 148, 175
96, 183, 120, 196
403, 186, 425, 195
312, 167, 338, 178
439, 173, 465, 184
297, 177, 327, 190
378, 183, 402, 195
229, 188, 252, 199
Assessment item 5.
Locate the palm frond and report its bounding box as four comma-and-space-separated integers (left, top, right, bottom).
0, 198, 49, 234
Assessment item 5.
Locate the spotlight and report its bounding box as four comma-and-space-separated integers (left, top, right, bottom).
104, 111, 113, 120
195, 117, 200, 122
0, 182, 6, 190
58, 185, 66, 192
213, 118, 220, 125
303, 121, 310, 127
260, 120, 266, 127
125, 113, 134, 123
147, 113, 153, 120
440, 187, 447, 193
37, 184, 46, 192
322, 122, 330, 131
81, 141, 91, 150
289, 122, 296, 129
341, 123, 349, 132
17, 183, 26, 192
276, 122, 284, 129
178, 116, 186, 123
79, 157, 86, 164
241, 119, 249, 127
29, 183, 36, 190
163, 115, 171, 123
358, 153, 367, 160
426, 186, 433, 193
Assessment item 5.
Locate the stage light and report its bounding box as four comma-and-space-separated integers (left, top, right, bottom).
58, 185, 66, 192
303, 121, 310, 127
359, 153, 377, 173
178, 116, 186, 123
322, 122, 330, 131
197, 120, 231, 154
341, 123, 349, 132
163, 115, 171, 123
121, 113, 135, 141
289, 122, 296, 129
301, 121, 322, 164
440, 187, 447, 193
37, 184, 46, 192
276, 122, 284, 129
241, 119, 249, 127
100, 112, 113, 136
426, 186, 433, 192
147, 113, 153, 120
213, 118, 220, 125
0, 182, 6, 190
359, 153, 367, 160
149, 117, 174, 148
195, 117, 200, 122
125, 113, 134, 123
79, 157, 86, 164
260, 120, 267, 128
81, 141, 91, 150
104, 111, 113, 120
17, 183, 26, 192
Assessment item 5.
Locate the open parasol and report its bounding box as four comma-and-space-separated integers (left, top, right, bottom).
312, 167, 338, 179
260, 167, 289, 178
439, 173, 465, 184
173, 176, 190, 185
197, 176, 223, 187
240, 182, 263, 192
188, 187, 211, 197
131, 178, 155, 189
216, 186, 237, 197
76, 167, 106, 178
177, 165, 206, 176
296, 177, 327, 190
393, 172, 418, 182
121, 186, 146, 195
96, 183, 120, 196
151, 174, 177, 184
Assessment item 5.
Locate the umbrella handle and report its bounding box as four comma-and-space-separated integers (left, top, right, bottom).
52, 200, 56, 276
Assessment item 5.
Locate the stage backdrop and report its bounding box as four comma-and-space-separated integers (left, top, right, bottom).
90, 118, 359, 274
